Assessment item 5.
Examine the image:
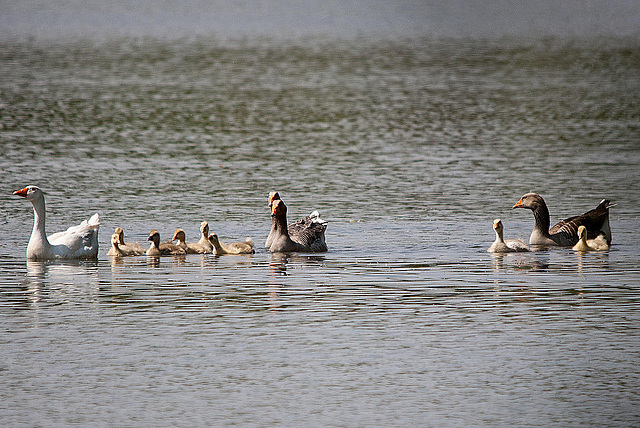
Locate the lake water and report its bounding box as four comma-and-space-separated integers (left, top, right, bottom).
1, 8, 640, 426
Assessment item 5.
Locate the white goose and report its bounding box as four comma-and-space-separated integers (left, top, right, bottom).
13, 185, 100, 260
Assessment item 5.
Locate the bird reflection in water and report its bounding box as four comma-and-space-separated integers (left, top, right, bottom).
24, 260, 99, 306
25, 260, 47, 304
575, 250, 610, 276
145, 254, 187, 268
268, 253, 327, 276
109, 255, 125, 269
267, 253, 326, 311
269, 252, 290, 276
490, 252, 549, 273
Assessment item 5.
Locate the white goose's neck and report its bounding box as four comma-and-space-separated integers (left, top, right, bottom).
495, 228, 505, 243
27, 196, 51, 257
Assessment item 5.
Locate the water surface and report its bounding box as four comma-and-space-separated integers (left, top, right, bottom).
1, 35, 639, 426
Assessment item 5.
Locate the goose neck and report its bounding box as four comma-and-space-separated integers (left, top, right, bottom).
273, 213, 289, 237
30, 196, 49, 244
532, 203, 551, 235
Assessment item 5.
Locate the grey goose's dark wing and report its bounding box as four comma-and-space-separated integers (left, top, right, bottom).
289, 219, 327, 252
287, 216, 312, 237
550, 199, 614, 243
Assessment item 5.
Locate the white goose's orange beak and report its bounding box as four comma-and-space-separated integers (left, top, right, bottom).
13, 187, 28, 197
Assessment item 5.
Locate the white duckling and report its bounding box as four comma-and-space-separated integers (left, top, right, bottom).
487, 219, 530, 253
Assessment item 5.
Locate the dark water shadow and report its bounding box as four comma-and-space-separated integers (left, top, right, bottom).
268, 252, 327, 276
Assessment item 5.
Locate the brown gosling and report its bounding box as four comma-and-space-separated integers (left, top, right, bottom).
208, 233, 255, 255
172, 228, 210, 254
113, 227, 145, 254
146, 229, 187, 256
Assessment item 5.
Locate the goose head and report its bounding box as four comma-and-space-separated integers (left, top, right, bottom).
513, 193, 543, 210
172, 228, 186, 243
492, 218, 506, 242
111, 233, 121, 247
147, 229, 161, 246
271, 198, 287, 217
114, 226, 125, 242
268, 191, 281, 207
200, 221, 209, 236
13, 185, 44, 202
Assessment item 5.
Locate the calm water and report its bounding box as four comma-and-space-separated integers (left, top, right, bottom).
1, 32, 640, 426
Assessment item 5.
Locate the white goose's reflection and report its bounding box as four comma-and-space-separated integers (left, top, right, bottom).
25, 259, 100, 305
25, 260, 47, 305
